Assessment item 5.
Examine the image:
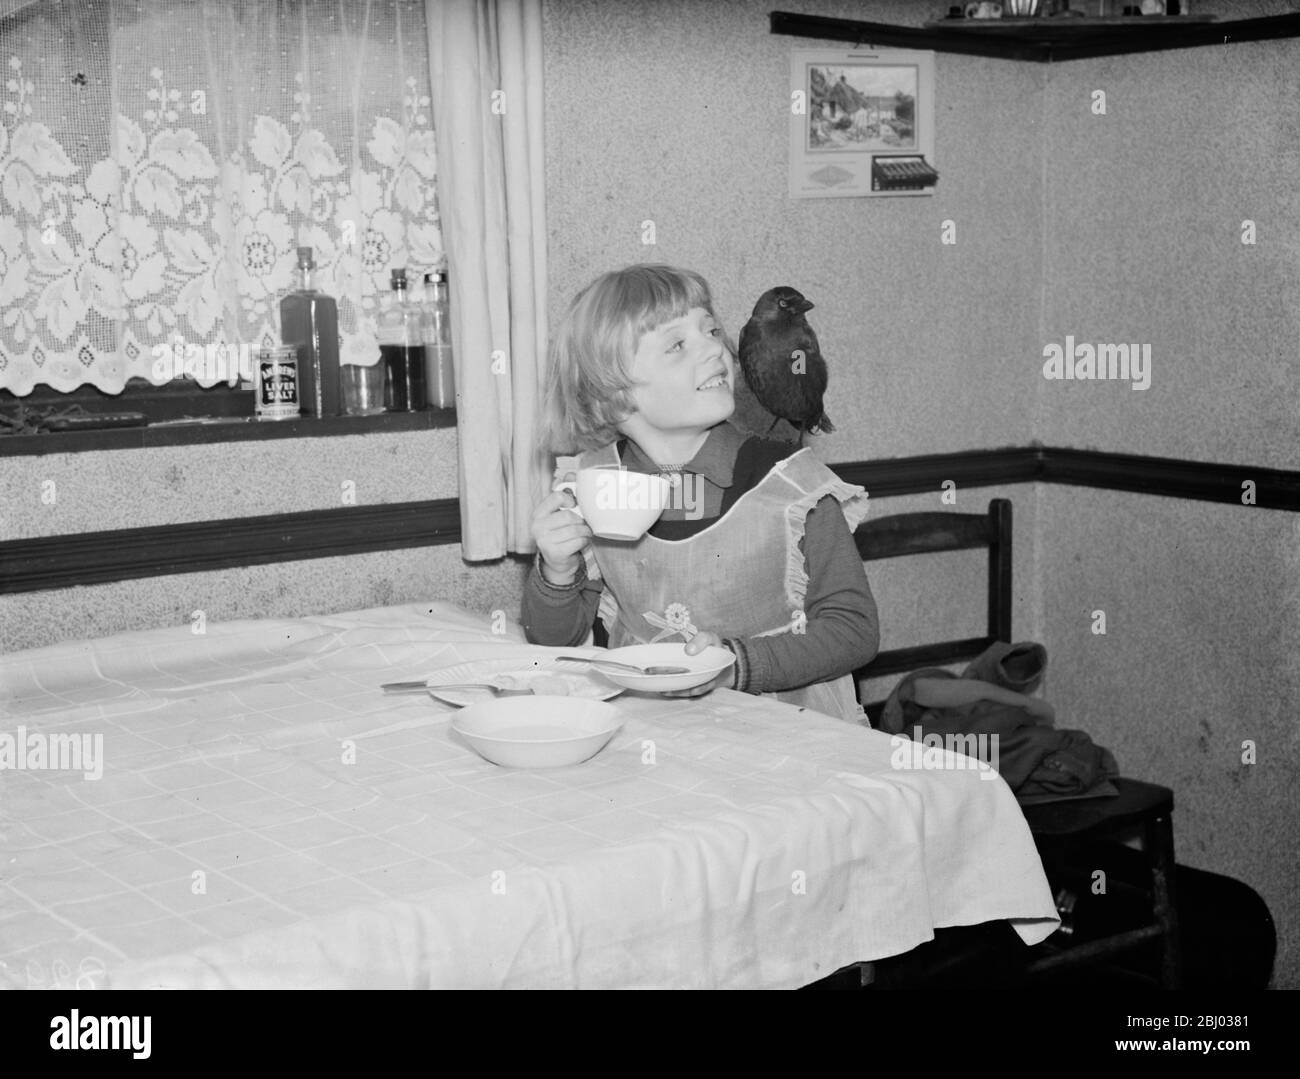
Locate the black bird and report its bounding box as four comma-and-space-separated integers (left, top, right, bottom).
737, 286, 835, 441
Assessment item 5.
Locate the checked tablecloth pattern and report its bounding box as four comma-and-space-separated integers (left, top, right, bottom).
0, 602, 1058, 988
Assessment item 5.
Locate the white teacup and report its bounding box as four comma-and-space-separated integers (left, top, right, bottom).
966, 1, 1003, 17
555, 467, 671, 541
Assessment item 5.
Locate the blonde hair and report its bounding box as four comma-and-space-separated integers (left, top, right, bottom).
541, 264, 732, 454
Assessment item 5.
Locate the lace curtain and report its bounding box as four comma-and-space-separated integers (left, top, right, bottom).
0, 0, 443, 394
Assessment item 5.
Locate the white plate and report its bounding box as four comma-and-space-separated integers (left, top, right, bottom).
452, 696, 625, 768
424, 657, 622, 707
590, 643, 735, 693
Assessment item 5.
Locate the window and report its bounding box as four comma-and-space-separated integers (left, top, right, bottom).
0, 0, 448, 440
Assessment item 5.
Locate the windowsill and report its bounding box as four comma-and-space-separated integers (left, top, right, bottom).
0, 409, 457, 456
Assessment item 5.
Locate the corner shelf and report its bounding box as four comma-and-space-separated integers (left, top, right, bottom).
770, 11, 1300, 62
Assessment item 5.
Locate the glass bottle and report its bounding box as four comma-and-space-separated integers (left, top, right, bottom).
279, 246, 340, 417
377, 268, 427, 412
422, 271, 456, 409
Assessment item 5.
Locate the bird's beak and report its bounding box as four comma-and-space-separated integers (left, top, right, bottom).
797, 299, 815, 313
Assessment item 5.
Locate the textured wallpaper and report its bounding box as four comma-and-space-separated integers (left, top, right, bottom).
1039, 31, 1300, 466
0, 428, 460, 541
1036, 14, 1299, 989
544, 0, 1047, 463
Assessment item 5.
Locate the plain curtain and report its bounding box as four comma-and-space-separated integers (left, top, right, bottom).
426, 0, 548, 559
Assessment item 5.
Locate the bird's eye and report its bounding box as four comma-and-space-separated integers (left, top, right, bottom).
778, 299, 788, 308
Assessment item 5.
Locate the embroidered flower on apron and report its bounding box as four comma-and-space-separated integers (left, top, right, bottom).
642, 602, 697, 642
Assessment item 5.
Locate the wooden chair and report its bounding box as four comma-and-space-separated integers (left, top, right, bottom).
851, 498, 1182, 988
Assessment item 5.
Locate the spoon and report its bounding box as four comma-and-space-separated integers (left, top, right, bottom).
381, 680, 534, 697
556, 655, 690, 676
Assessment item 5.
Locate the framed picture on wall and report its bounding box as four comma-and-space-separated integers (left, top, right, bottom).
789, 48, 938, 199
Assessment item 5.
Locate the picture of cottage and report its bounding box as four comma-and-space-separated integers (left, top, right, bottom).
806, 64, 918, 152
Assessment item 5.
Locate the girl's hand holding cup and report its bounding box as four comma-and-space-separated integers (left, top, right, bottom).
533, 472, 592, 585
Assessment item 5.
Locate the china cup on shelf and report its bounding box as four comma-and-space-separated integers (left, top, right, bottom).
965, 1, 1004, 17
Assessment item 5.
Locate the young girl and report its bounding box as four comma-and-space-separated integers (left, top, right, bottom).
520, 264, 878, 722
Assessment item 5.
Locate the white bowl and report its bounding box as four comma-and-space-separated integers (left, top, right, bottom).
451, 695, 625, 768
594, 643, 735, 693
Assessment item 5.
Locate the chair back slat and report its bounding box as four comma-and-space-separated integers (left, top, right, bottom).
862, 637, 997, 679
987, 499, 1013, 641
855, 512, 993, 560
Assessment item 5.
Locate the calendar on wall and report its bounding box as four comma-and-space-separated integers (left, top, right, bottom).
789, 48, 938, 199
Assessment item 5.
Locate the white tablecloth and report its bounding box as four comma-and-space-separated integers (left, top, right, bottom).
0, 602, 1058, 988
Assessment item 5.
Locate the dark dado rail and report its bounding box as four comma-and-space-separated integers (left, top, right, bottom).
1, 446, 1296, 595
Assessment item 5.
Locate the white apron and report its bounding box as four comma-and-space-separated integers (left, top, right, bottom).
572, 442, 871, 722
